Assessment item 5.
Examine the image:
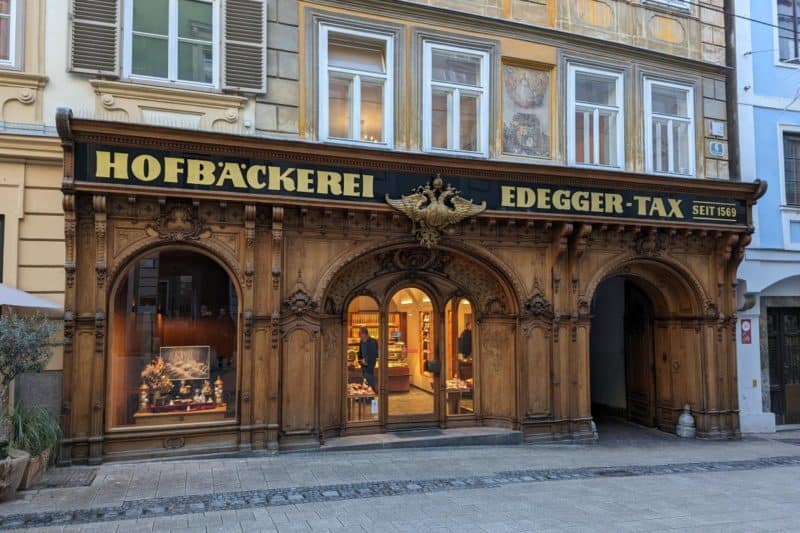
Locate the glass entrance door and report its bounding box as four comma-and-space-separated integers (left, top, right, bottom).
445, 297, 475, 417
386, 288, 437, 418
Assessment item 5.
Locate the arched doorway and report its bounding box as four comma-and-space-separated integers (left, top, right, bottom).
321, 244, 517, 434
587, 258, 708, 436
590, 277, 658, 428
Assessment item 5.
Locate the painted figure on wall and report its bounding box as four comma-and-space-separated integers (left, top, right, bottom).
502, 64, 551, 158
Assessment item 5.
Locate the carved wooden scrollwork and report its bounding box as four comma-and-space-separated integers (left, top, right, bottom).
521, 279, 554, 338
64, 194, 77, 289
243, 310, 253, 349
271, 310, 280, 349
272, 207, 283, 290
145, 204, 211, 241
94, 310, 106, 354
94, 195, 107, 289
284, 272, 318, 317
633, 229, 668, 257
323, 246, 510, 317
244, 204, 256, 248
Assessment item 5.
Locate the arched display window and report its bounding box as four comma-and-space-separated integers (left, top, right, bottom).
109, 249, 239, 429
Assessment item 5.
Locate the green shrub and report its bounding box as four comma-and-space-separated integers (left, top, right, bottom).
0, 312, 58, 459
8, 403, 61, 463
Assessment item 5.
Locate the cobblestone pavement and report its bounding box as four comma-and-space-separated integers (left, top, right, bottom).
2, 424, 800, 532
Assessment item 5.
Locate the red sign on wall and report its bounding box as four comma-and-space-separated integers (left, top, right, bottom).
741, 319, 752, 344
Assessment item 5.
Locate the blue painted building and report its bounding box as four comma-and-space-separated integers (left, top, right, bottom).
735, 0, 800, 432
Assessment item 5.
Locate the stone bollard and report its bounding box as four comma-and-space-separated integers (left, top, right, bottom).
675, 404, 696, 438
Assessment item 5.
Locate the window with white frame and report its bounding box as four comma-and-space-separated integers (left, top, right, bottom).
644, 79, 695, 176
567, 65, 624, 168
124, 0, 219, 87
778, 0, 800, 63
0, 0, 17, 67
318, 25, 393, 146
783, 133, 800, 205
643, 0, 691, 12
422, 42, 490, 156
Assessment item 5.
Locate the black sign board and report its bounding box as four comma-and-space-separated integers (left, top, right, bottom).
73, 144, 747, 226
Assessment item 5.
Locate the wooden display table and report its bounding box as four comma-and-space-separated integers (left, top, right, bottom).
133, 404, 227, 426
347, 393, 376, 421
347, 364, 410, 392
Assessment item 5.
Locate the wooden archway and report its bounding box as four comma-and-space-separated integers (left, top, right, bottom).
586, 257, 721, 436
316, 243, 521, 436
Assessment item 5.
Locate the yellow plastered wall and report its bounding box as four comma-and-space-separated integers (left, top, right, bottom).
0, 136, 64, 371
298, 1, 558, 150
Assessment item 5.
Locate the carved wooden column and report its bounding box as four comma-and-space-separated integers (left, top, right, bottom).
550, 222, 572, 435
238, 204, 256, 451
88, 194, 108, 464
249, 207, 273, 450
60, 193, 76, 464
568, 224, 592, 435
267, 207, 283, 449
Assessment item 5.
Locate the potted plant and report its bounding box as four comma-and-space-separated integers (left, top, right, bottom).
0, 312, 57, 500
8, 403, 61, 489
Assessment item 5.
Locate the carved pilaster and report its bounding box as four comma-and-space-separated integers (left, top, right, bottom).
243, 310, 253, 349
63, 194, 76, 289
272, 207, 283, 290
271, 310, 280, 349
93, 195, 107, 289
244, 204, 256, 248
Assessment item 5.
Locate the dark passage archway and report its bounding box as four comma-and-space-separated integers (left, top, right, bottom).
590, 277, 657, 428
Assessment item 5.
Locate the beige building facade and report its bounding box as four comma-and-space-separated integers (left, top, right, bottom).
0, 0, 749, 460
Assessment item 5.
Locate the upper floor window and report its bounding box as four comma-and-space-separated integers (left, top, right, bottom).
0, 0, 18, 68
422, 42, 490, 157
318, 24, 393, 146
124, 0, 220, 87
778, 0, 800, 63
643, 0, 690, 12
644, 79, 695, 176
784, 133, 800, 205
567, 65, 625, 169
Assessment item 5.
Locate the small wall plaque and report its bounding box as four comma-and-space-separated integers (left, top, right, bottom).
709, 141, 726, 157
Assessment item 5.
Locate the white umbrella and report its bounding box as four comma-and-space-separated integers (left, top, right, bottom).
0, 284, 61, 309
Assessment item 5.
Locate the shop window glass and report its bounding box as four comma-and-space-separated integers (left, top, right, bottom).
109, 250, 238, 428
320, 25, 392, 146
128, 0, 217, 86
346, 296, 381, 422
445, 298, 474, 416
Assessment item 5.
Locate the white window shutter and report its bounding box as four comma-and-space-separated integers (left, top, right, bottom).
69, 0, 120, 75
223, 0, 267, 93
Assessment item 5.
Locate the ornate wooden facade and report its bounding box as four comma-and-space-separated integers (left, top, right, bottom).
57, 111, 763, 463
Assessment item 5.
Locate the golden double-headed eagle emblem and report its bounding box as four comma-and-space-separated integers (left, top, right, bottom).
385, 174, 486, 248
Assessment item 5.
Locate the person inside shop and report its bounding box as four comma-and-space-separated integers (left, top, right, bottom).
457, 319, 473, 381
458, 320, 473, 361
357, 326, 378, 395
